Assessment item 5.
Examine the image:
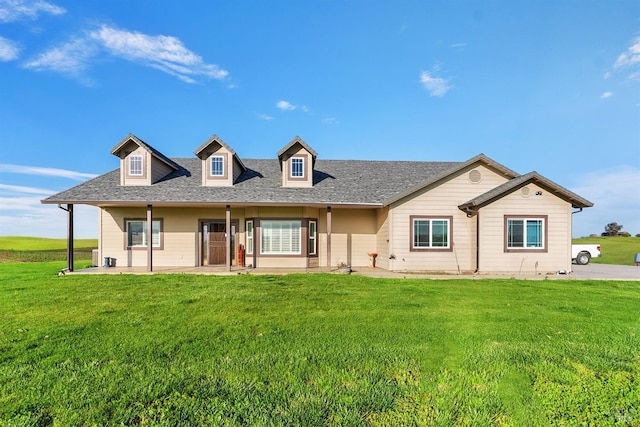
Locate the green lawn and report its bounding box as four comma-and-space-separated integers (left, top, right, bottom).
1, 262, 638, 426
573, 236, 640, 266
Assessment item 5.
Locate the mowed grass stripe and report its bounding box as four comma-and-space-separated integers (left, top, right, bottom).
1, 262, 639, 426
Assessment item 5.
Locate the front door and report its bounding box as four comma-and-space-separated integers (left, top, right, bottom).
209, 223, 226, 265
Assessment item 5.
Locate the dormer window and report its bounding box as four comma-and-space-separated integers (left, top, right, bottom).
129, 155, 143, 176
211, 156, 224, 176
291, 157, 304, 178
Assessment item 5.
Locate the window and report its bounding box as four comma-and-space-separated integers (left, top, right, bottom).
246, 220, 253, 255
506, 217, 545, 250
126, 219, 161, 248
129, 155, 143, 176
411, 216, 451, 250
211, 156, 224, 176
308, 220, 317, 255
261, 220, 301, 255
291, 157, 304, 178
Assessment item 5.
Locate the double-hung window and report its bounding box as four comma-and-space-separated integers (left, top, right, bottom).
506, 216, 545, 250
290, 157, 304, 178
126, 219, 162, 248
308, 220, 317, 255
129, 155, 143, 176
261, 220, 301, 255
246, 220, 253, 255
211, 156, 224, 176
411, 216, 451, 250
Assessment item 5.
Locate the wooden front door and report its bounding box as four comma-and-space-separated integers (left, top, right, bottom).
208, 223, 226, 265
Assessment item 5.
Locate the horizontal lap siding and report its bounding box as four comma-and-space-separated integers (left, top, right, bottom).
479, 183, 572, 273
389, 165, 508, 273
375, 207, 389, 270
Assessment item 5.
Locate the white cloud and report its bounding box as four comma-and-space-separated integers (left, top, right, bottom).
0, 0, 65, 23
89, 25, 228, 83
0, 36, 20, 61
23, 24, 229, 84
0, 183, 55, 195
321, 117, 339, 124
614, 36, 640, 69
600, 91, 613, 99
257, 113, 274, 121
23, 37, 97, 78
0, 163, 98, 180
450, 43, 467, 48
276, 100, 297, 111
570, 166, 640, 237
420, 71, 451, 97
0, 204, 97, 238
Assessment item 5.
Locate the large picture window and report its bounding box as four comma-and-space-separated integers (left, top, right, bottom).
261, 220, 301, 255
411, 216, 451, 250
126, 219, 162, 248
505, 216, 546, 250
128, 155, 143, 176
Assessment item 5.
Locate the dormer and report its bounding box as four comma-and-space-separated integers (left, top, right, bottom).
110, 134, 180, 186
194, 134, 246, 187
277, 136, 317, 188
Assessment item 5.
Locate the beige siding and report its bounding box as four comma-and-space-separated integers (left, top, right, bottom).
281, 146, 313, 188
203, 147, 234, 187
121, 147, 150, 186
257, 257, 308, 268
478, 183, 572, 274
375, 207, 390, 269
151, 157, 173, 184
389, 165, 509, 273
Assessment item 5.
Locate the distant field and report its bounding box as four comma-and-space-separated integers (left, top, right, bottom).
572, 236, 640, 266
0, 236, 97, 263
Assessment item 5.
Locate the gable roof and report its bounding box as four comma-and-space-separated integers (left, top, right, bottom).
110, 133, 181, 171
384, 153, 519, 205
194, 134, 247, 172
457, 171, 594, 211
277, 136, 318, 169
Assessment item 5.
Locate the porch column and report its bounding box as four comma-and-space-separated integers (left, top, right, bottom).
326, 206, 332, 268
67, 204, 74, 272
147, 204, 153, 272
226, 205, 231, 272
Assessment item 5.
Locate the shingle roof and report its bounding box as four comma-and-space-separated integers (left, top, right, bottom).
458, 171, 593, 210
42, 158, 462, 207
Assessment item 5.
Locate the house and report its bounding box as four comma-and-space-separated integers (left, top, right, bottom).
42, 133, 593, 274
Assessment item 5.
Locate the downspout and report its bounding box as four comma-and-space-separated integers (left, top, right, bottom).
58, 204, 74, 272
571, 208, 583, 215
462, 207, 479, 273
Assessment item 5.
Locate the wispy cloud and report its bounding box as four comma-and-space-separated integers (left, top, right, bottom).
23, 24, 229, 84
276, 100, 297, 111
0, 0, 65, 23
600, 91, 613, 99
614, 36, 640, 69
420, 71, 451, 97
321, 117, 339, 125
450, 43, 467, 48
257, 113, 274, 121
90, 25, 228, 83
0, 183, 55, 195
0, 35, 20, 61
0, 164, 98, 180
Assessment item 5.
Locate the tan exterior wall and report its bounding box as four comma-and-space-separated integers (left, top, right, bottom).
388, 165, 509, 273
478, 183, 572, 274
151, 157, 173, 184
375, 207, 390, 269
121, 146, 150, 186
281, 146, 313, 188
202, 147, 235, 187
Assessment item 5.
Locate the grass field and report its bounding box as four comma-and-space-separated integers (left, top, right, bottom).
1, 262, 638, 426
572, 236, 640, 266
0, 236, 98, 263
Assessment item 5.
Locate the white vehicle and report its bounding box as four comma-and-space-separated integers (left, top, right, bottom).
572, 244, 601, 265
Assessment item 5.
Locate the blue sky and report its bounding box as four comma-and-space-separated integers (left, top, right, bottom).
0, 0, 638, 238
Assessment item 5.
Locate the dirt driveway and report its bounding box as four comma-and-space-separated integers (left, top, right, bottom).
571, 263, 640, 280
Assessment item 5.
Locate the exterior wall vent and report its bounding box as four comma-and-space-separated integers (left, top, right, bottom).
521, 186, 531, 197
468, 169, 482, 183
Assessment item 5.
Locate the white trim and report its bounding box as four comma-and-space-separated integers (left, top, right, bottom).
246, 220, 253, 255
210, 156, 224, 176
290, 157, 304, 178
412, 217, 450, 249
129, 155, 143, 176
308, 220, 317, 255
